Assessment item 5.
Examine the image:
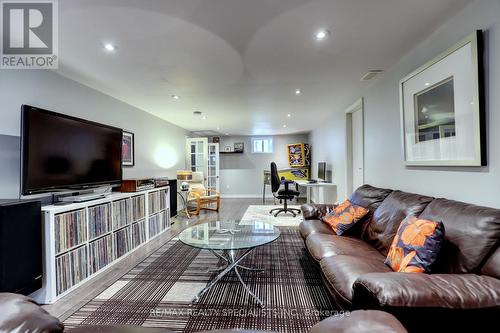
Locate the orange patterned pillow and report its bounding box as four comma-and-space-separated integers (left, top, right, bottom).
321, 200, 369, 235
385, 215, 445, 273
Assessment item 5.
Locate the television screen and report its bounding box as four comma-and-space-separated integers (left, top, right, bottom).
21, 105, 123, 195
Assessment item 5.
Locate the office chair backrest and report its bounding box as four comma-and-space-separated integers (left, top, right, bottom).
270, 162, 281, 193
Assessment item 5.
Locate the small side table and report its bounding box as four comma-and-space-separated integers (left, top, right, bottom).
177, 190, 190, 218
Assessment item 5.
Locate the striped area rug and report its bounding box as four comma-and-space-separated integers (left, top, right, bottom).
64, 228, 338, 332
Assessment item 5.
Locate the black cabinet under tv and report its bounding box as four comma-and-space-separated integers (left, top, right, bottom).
0, 199, 42, 295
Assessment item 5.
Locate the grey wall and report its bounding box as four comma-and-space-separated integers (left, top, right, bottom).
218, 134, 308, 197
0, 70, 188, 198
309, 0, 500, 208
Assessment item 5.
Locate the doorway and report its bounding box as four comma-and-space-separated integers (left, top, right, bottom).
345, 98, 365, 197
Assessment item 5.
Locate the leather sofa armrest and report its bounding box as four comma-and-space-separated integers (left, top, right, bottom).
0, 293, 64, 333
352, 273, 500, 309
301, 203, 336, 220
309, 310, 407, 333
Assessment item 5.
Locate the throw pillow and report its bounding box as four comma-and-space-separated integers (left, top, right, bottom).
385, 215, 445, 273
321, 200, 369, 235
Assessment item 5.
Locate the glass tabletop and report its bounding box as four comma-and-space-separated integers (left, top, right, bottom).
178, 220, 280, 250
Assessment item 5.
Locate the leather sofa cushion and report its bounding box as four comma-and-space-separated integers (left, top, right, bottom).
309, 310, 407, 333
0, 293, 64, 333
349, 185, 393, 210
300, 219, 335, 239
353, 272, 500, 309
320, 255, 391, 303
362, 191, 434, 255
481, 246, 500, 279
301, 203, 337, 221
306, 234, 382, 261
419, 198, 500, 274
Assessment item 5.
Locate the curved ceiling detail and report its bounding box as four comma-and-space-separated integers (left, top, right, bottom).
55, 0, 471, 135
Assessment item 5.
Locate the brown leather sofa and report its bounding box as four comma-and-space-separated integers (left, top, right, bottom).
0, 292, 408, 333
300, 184, 500, 332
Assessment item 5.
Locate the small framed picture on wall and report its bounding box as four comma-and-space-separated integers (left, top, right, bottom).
122, 131, 135, 166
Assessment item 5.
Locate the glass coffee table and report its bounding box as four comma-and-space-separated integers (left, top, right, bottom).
178, 220, 280, 307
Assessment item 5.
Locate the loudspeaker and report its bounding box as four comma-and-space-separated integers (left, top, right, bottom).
167, 179, 177, 218
0, 199, 42, 295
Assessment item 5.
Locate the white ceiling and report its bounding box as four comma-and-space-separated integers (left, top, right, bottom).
57, 0, 470, 135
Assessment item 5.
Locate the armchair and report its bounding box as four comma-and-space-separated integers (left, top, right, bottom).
187, 172, 220, 215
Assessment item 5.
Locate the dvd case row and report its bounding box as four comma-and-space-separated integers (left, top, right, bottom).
148, 212, 161, 238
148, 191, 161, 216
48, 190, 170, 302
162, 209, 171, 230
159, 189, 168, 210
131, 220, 147, 249
131, 195, 145, 222
88, 203, 112, 239
112, 198, 133, 229
55, 245, 88, 295
55, 209, 87, 254
89, 234, 113, 275
114, 226, 132, 259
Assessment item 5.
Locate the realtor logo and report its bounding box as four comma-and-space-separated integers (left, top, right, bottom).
1, 0, 58, 69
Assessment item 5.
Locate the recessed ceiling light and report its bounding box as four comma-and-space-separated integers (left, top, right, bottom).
103, 43, 116, 52
315, 29, 330, 41
295, 89, 302, 95
202, 115, 207, 120
171, 95, 180, 100
287, 113, 292, 117
425, 82, 431, 86
225, 133, 229, 136
216, 127, 220, 130
283, 124, 287, 128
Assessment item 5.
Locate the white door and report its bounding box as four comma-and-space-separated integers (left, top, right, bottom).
207, 143, 220, 192
186, 137, 208, 185
345, 99, 365, 196
351, 109, 364, 190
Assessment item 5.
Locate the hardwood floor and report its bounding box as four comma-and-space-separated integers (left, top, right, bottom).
43, 198, 303, 320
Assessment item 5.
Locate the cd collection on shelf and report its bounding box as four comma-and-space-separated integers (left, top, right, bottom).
148, 191, 161, 215
162, 209, 171, 230
148, 212, 162, 238
54, 209, 87, 254
88, 203, 112, 239
131, 195, 145, 222
55, 245, 88, 295
159, 189, 168, 210
131, 219, 146, 248
114, 226, 132, 259
113, 198, 132, 229
89, 234, 113, 274
38, 187, 171, 304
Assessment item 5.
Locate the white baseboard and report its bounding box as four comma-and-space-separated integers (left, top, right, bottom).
220, 194, 272, 199
220, 194, 306, 199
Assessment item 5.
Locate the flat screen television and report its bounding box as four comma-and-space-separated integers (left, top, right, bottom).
21, 105, 123, 195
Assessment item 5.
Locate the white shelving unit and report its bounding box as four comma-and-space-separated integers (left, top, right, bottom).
31, 187, 171, 304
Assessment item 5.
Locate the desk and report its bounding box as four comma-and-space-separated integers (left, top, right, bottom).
263, 167, 309, 204
295, 180, 337, 204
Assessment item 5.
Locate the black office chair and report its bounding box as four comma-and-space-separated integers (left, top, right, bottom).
269, 162, 301, 217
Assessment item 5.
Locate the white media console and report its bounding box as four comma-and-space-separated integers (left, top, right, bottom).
31, 187, 171, 304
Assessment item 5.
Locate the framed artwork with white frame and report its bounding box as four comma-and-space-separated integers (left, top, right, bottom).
399, 30, 486, 166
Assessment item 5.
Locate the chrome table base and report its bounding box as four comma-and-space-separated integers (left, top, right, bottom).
191, 248, 265, 307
